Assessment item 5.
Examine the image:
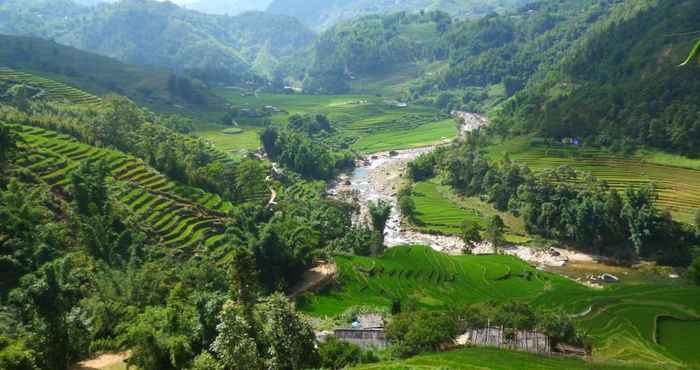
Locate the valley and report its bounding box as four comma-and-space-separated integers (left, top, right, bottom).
1, 0, 700, 370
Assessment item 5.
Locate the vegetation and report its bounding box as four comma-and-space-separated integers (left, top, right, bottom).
352, 346, 643, 370
0, 0, 315, 83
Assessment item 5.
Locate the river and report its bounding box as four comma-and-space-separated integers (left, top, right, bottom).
328, 113, 488, 254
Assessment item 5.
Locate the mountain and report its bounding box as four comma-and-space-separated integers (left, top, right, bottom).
0, 0, 315, 83
183, 0, 273, 15
301, 0, 620, 98
266, 0, 531, 30
498, 0, 700, 156
0, 34, 222, 111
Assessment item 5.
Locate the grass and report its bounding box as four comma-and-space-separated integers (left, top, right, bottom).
10, 124, 229, 257
299, 246, 588, 317
211, 91, 456, 153
353, 347, 648, 370
409, 180, 528, 243
301, 245, 700, 368
486, 137, 700, 224
656, 318, 700, 366
0, 67, 102, 106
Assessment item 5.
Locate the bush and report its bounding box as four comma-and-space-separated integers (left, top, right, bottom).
318, 338, 362, 369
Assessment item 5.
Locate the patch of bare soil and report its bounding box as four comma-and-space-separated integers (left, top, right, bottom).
289, 262, 338, 298
72, 352, 129, 370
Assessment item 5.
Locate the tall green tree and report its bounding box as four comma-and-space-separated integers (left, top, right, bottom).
0, 123, 17, 167
460, 221, 483, 254
486, 215, 506, 253
368, 200, 392, 243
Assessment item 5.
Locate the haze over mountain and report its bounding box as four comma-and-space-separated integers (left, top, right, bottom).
0, 0, 315, 82
266, 0, 532, 30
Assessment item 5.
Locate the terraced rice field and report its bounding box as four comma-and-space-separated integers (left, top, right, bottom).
657, 318, 700, 366
409, 180, 527, 242
353, 347, 644, 370
10, 124, 231, 256
212, 91, 456, 153
302, 246, 700, 368
300, 245, 588, 317
487, 137, 700, 224
0, 67, 102, 106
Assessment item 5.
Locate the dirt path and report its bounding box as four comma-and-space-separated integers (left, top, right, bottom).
72, 352, 129, 370
288, 262, 338, 298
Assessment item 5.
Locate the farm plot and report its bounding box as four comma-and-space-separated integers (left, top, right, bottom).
303, 245, 700, 367
0, 67, 102, 106
300, 245, 588, 317
486, 137, 700, 224
353, 347, 644, 370
211, 91, 456, 153
409, 180, 527, 242
10, 124, 231, 255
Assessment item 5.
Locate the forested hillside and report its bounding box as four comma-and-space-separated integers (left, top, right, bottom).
497, 0, 700, 156
267, 0, 530, 30
0, 34, 219, 110
0, 0, 315, 83
301, 0, 631, 103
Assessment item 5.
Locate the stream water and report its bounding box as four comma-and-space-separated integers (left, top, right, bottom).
328, 113, 489, 254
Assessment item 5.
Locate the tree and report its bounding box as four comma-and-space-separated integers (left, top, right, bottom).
398, 194, 416, 221
230, 247, 259, 309
486, 215, 506, 253
318, 337, 363, 370
689, 252, 700, 286
368, 200, 392, 245
211, 302, 260, 370
460, 221, 483, 254
0, 123, 17, 167
695, 209, 700, 234
255, 293, 319, 370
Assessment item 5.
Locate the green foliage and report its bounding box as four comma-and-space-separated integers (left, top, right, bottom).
211, 302, 260, 370
0, 337, 38, 370
0, 2, 315, 84
0, 122, 17, 165
442, 146, 697, 264
460, 221, 483, 253
368, 199, 392, 247
388, 310, 459, 357
689, 254, 700, 285
500, 0, 700, 157
484, 215, 505, 253
318, 337, 363, 369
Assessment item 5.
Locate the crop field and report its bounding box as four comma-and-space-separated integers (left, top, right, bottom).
0, 67, 102, 106
353, 347, 645, 370
9, 124, 234, 257
212, 91, 456, 153
195, 123, 262, 157
657, 318, 700, 366
409, 180, 528, 242
302, 246, 700, 368
300, 246, 588, 317
486, 137, 700, 225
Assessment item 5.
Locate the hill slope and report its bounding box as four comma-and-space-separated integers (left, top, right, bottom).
0, 0, 315, 82
267, 0, 530, 30
498, 0, 700, 156
0, 34, 220, 111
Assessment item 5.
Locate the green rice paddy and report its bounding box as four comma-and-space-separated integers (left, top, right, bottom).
486, 137, 700, 225
210, 91, 456, 153
9, 124, 232, 256
302, 245, 700, 368
0, 67, 102, 106
353, 347, 646, 370
409, 180, 528, 242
